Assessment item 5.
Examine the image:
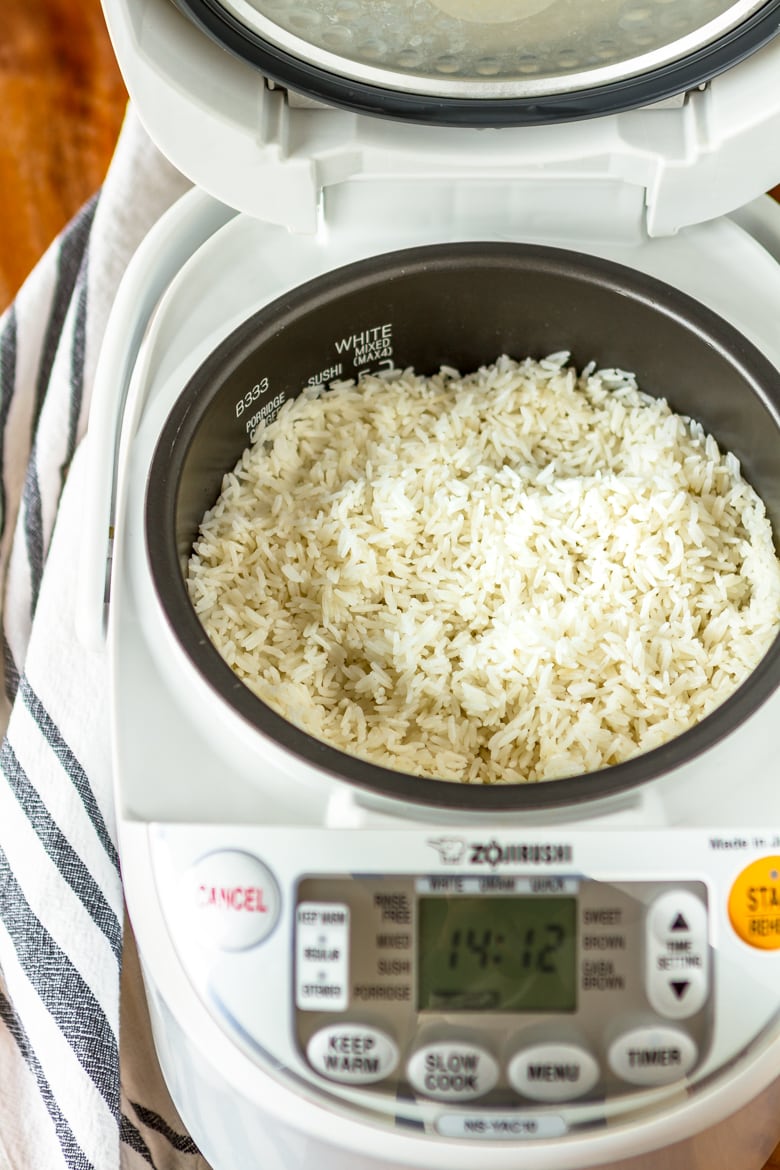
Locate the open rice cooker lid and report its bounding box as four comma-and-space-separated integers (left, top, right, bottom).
168, 0, 780, 122
103, 0, 780, 231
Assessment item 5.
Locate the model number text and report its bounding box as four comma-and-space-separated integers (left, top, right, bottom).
235, 379, 270, 418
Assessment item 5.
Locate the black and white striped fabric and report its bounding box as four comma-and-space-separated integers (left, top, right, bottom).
0, 108, 210, 1170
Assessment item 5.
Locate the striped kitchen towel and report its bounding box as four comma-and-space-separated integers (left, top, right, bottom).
0, 106, 210, 1170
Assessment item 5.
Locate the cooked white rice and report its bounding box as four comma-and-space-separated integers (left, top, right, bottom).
186, 353, 780, 784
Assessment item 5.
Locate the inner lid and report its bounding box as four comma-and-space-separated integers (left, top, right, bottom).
204, 0, 774, 97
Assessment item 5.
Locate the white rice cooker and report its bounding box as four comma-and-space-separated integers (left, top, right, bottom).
83, 1, 780, 1167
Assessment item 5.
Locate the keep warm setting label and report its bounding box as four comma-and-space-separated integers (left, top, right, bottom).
728, 857, 780, 950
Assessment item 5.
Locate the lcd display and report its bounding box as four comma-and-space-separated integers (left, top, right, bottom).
417, 896, 577, 1012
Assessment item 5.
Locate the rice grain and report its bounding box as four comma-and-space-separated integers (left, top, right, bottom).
186, 354, 780, 784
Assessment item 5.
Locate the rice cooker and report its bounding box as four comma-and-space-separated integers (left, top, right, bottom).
82, 1, 780, 1167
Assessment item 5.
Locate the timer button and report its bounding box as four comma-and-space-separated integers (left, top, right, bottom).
307, 1025, 398, 1085
507, 1043, 600, 1102
183, 850, 280, 951
407, 1043, 499, 1102
608, 1026, 697, 1087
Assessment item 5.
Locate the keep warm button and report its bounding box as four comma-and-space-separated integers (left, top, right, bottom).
307, 1026, 399, 1085
408, 1043, 499, 1102
185, 851, 280, 951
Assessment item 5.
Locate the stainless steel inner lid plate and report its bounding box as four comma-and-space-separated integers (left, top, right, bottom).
208, 0, 772, 97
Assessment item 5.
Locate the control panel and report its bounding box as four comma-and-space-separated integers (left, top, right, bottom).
150, 828, 780, 1139
293, 875, 711, 1107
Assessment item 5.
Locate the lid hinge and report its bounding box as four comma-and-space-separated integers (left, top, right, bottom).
255, 82, 655, 242
638, 42, 780, 236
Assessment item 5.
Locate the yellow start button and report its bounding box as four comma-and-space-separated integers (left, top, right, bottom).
728, 857, 780, 950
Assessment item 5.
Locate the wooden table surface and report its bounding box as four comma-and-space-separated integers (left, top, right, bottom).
1, 3, 779, 1167
0, 0, 127, 311
1, 0, 778, 314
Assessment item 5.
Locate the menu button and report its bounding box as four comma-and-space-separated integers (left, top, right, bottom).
508, 1044, 599, 1102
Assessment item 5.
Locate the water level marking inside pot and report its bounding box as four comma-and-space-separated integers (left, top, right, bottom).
333, 322, 394, 369
306, 362, 345, 388
247, 391, 288, 440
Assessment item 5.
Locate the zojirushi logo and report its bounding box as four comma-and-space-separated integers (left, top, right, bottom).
469, 841, 573, 867
427, 837, 573, 867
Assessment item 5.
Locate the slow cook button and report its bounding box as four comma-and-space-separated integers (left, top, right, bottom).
407, 1043, 499, 1102
608, 1027, 697, 1087
184, 850, 280, 951
306, 1025, 399, 1085
436, 1112, 568, 1140
507, 1043, 600, 1102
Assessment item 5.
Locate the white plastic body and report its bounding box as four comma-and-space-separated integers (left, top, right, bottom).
91, 183, 780, 1170
126, 821, 780, 1170
100, 0, 780, 237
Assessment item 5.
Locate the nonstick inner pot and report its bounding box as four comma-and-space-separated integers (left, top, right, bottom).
146, 243, 780, 811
